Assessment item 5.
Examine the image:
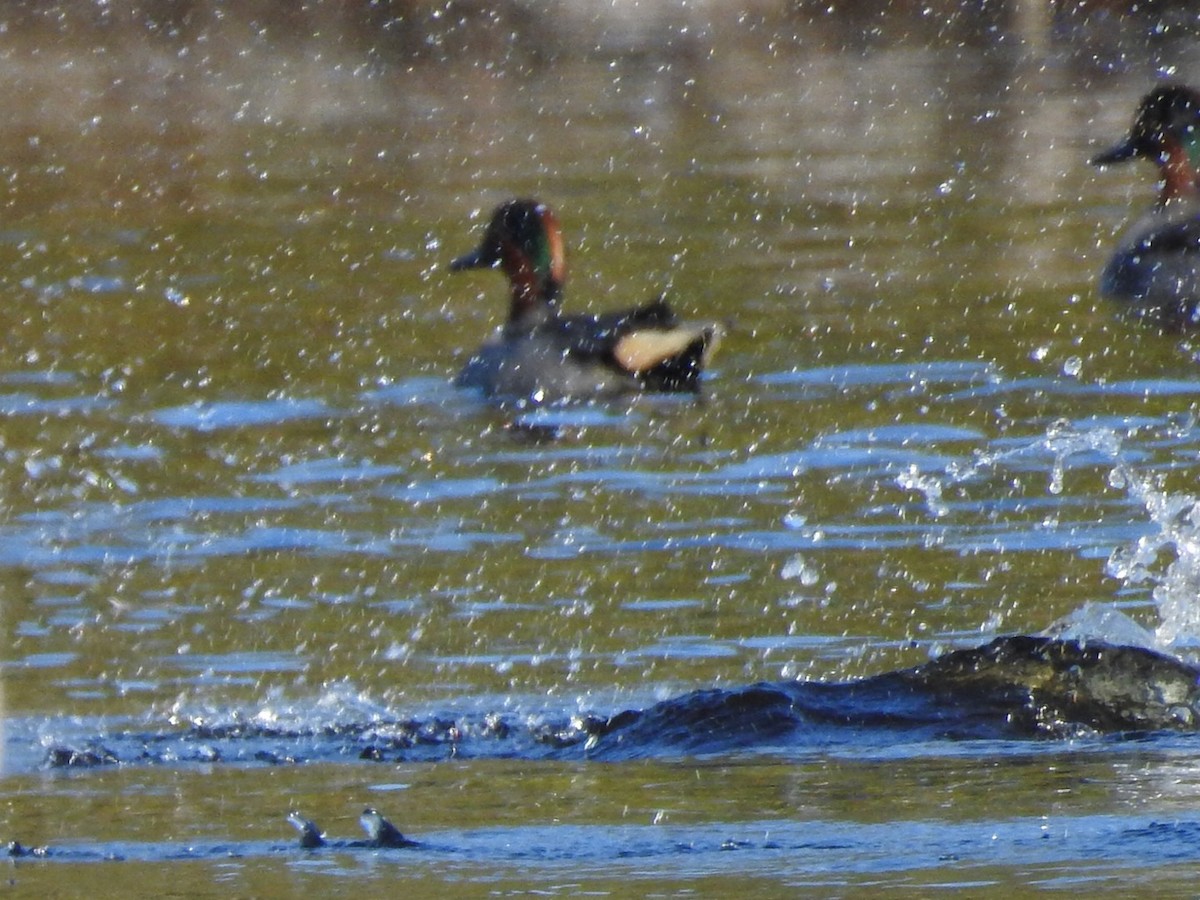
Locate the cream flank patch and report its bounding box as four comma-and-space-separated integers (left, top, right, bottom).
613, 326, 712, 372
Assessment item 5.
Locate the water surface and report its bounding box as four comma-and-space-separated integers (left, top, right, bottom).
5, 3, 1200, 895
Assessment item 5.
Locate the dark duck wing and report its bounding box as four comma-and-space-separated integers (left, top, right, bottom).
559, 295, 721, 393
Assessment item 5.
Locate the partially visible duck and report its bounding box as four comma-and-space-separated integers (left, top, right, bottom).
449, 199, 720, 403
286, 808, 417, 850
359, 807, 416, 848
287, 811, 326, 849
1092, 84, 1200, 328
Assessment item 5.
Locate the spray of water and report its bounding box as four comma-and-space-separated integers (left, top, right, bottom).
1105, 472, 1200, 652
897, 419, 1200, 654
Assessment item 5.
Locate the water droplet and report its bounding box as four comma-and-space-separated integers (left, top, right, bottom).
780, 554, 820, 586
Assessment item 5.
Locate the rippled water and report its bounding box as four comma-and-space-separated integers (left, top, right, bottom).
6, 4, 1200, 895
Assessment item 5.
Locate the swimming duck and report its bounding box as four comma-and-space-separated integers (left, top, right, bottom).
450, 199, 720, 403
287, 811, 326, 849
1092, 84, 1200, 328
359, 807, 415, 848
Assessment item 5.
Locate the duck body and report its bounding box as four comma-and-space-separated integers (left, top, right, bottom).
457, 295, 712, 402
1093, 84, 1200, 328
1098, 204, 1200, 327
451, 200, 719, 403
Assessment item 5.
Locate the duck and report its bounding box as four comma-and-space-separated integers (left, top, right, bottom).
287, 811, 326, 849
359, 807, 415, 848
449, 199, 720, 403
1092, 84, 1200, 328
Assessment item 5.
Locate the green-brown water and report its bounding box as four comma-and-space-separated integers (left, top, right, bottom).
6, 3, 1200, 895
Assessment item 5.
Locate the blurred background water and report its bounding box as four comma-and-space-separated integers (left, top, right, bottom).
6, 0, 1200, 894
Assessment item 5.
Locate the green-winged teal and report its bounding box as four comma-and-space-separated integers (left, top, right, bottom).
450, 199, 720, 403
1093, 84, 1200, 328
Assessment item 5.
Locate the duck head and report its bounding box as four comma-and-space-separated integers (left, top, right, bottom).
1093, 84, 1200, 205
451, 199, 567, 321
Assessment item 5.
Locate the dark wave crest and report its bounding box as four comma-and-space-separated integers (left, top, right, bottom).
584, 635, 1200, 758
41, 636, 1200, 770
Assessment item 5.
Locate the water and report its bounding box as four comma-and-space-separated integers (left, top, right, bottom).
6, 3, 1200, 894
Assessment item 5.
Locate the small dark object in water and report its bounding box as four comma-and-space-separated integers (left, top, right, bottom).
286, 812, 325, 850
255, 749, 301, 765
43, 746, 117, 769
481, 712, 511, 739
6, 841, 47, 858
286, 808, 415, 851
359, 807, 415, 848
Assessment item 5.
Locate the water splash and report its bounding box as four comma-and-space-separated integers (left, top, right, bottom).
893, 419, 1200, 652
1106, 473, 1200, 652
779, 553, 820, 585
896, 420, 1126, 519
895, 465, 949, 518
959, 419, 1124, 495
1039, 421, 1125, 497
1042, 602, 1158, 650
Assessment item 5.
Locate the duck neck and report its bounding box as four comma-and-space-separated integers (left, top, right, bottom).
1158, 137, 1200, 206
498, 204, 567, 325
507, 274, 562, 326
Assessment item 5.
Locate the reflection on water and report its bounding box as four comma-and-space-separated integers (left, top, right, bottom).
4, 2, 1200, 893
